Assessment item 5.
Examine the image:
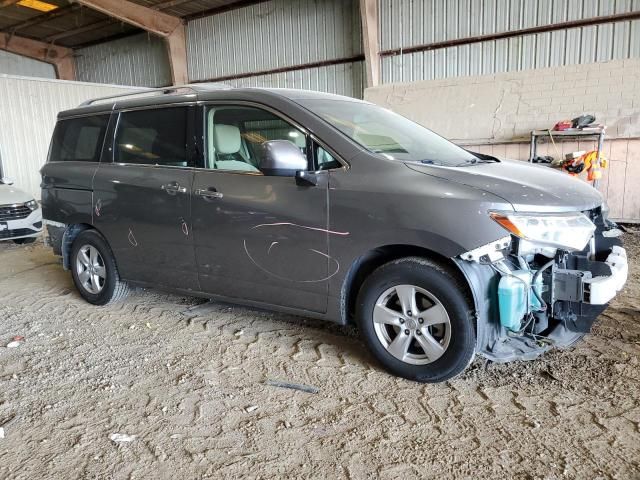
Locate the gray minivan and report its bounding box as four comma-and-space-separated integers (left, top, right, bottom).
41, 85, 628, 383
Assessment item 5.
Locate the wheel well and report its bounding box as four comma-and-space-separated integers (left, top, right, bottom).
60, 223, 93, 270
341, 244, 471, 325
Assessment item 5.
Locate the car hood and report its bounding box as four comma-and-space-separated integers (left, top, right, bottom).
0, 184, 32, 206
406, 159, 603, 213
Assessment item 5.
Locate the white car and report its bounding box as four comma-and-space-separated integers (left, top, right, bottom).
0, 178, 42, 244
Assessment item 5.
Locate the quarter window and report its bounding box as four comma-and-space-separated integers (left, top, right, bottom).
49, 115, 109, 163
205, 106, 308, 173
315, 145, 342, 170
115, 108, 188, 167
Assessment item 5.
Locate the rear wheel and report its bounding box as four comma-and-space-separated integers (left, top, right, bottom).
70, 230, 129, 305
356, 257, 476, 383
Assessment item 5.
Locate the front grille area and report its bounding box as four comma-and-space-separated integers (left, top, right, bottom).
0, 204, 31, 221
0, 228, 34, 239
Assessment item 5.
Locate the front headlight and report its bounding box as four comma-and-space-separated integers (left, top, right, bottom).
25, 200, 39, 211
489, 211, 595, 251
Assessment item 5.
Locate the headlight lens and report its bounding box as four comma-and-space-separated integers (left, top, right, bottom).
490, 211, 595, 251
25, 200, 39, 211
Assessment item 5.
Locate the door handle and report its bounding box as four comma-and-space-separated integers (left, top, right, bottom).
161, 182, 187, 195
195, 187, 223, 200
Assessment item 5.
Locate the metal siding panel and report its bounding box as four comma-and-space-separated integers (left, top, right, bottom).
0, 51, 56, 79
0, 75, 141, 199
380, 0, 640, 83
535, 32, 551, 68
76, 33, 171, 87
596, 23, 614, 61
522, 0, 537, 28
187, 0, 362, 82
611, 21, 631, 59
507, 35, 522, 71
580, 25, 598, 63
212, 61, 364, 99
551, 0, 569, 23
631, 19, 640, 57
494, 38, 509, 72
434, 48, 446, 79
469, 43, 483, 75
457, 44, 470, 77
378, 0, 638, 50
549, 29, 567, 66
455, 0, 468, 37
446, 46, 459, 77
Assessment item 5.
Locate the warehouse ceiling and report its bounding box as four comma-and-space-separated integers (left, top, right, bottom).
0, 0, 258, 48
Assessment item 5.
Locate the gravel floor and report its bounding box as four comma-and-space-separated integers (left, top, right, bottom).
0, 234, 638, 479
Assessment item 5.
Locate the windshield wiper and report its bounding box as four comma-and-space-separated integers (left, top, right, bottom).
465, 149, 500, 162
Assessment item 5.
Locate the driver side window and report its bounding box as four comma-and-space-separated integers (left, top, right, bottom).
205, 105, 309, 173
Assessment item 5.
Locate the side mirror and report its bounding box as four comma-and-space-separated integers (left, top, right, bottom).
259, 140, 308, 177
1, 177, 14, 185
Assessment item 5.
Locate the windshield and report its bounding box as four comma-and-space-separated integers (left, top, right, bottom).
299, 99, 479, 166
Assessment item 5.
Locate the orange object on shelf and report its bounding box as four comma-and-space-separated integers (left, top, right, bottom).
563, 150, 607, 184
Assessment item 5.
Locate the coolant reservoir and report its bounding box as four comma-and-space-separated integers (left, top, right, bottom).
498, 270, 541, 331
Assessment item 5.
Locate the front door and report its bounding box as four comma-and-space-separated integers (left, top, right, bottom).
93, 105, 198, 290
191, 104, 330, 313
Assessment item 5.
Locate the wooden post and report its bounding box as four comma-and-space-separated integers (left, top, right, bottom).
166, 24, 189, 85
359, 0, 380, 87
55, 56, 76, 81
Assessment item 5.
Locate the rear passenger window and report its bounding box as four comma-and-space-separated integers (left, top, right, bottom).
115, 108, 188, 167
49, 115, 109, 162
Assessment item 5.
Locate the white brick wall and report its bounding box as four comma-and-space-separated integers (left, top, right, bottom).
365, 58, 640, 143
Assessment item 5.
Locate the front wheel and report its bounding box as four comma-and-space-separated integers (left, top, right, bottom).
70, 230, 129, 305
356, 257, 476, 383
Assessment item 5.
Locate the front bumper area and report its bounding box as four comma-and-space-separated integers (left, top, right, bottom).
0, 208, 42, 241
583, 246, 627, 304
455, 228, 628, 363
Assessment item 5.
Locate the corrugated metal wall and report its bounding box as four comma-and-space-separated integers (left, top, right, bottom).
0, 50, 56, 79
187, 0, 364, 97
380, 0, 640, 83
211, 61, 365, 99
75, 33, 172, 87
0, 75, 141, 199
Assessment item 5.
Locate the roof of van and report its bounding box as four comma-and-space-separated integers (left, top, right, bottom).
58, 85, 366, 119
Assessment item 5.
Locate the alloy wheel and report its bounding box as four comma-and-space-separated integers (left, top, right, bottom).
373, 284, 451, 365
76, 244, 106, 294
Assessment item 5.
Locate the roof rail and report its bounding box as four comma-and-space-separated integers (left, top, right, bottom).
79, 83, 231, 106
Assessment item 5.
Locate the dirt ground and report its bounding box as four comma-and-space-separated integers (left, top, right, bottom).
0, 234, 638, 480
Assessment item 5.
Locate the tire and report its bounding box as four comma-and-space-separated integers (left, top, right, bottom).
13, 237, 36, 244
356, 257, 476, 383
70, 229, 129, 305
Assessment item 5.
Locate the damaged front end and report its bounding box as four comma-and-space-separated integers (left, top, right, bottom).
455, 206, 628, 363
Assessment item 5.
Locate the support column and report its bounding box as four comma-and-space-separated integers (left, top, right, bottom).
359, 0, 380, 87
166, 24, 188, 85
